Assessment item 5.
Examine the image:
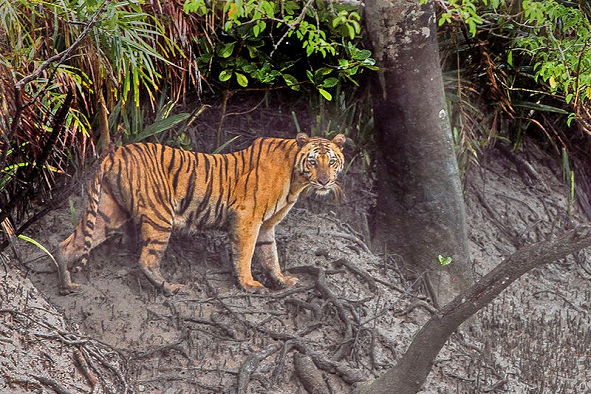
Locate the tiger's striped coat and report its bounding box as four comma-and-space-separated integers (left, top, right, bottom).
57, 133, 346, 295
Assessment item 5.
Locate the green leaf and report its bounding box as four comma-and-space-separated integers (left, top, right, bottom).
315, 67, 333, 77
282, 73, 300, 90
438, 255, 453, 266
219, 69, 233, 82
352, 49, 372, 61
213, 135, 241, 154
130, 112, 191, 143
318, 88, 332, 101
347, 25, 355, 40
332, 17, 341, 28
512, 101, 569, 115
321, 77, 338, 88
218, 42, 236, 58
235, 72, 248, 87
18, 234, 58, 268
262, 1, 274, 17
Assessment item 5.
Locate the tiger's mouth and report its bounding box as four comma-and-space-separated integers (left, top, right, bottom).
303, 182, 344, 201
310, 181, 338, 197
314, 187, 332, 196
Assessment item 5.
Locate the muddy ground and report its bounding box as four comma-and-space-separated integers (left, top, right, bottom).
2, 128, 591, 393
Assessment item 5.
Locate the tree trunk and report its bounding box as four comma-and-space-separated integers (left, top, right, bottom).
353, 224, 591, 394
365, 0, 471, 307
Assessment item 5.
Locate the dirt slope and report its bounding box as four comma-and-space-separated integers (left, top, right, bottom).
3, 140, 591, 393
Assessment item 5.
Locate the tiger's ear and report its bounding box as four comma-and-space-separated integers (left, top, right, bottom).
332, 134, 346, 149
296, 133, 309, 148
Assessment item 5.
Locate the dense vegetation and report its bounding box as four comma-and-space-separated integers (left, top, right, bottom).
436, 0, 591, 185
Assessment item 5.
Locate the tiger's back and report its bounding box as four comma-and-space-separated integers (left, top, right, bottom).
57, 133, 346, 295
102, 139, 300, 230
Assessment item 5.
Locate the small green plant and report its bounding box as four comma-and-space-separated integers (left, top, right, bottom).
438, 254, 453, 266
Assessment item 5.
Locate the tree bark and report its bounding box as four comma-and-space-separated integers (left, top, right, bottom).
353, 224, 591, 394
365, 0, 472, 307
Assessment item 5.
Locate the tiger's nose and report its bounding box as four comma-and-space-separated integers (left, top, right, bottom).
318, 173, 329, 186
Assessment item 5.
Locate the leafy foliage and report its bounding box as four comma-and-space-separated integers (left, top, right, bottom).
182, 0, 376, 100
518, 1, 591, 116
0, 0, 188, 227
430, 0, 591, 166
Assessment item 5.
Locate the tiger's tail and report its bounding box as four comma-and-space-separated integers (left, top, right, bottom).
73, 157, 106, 272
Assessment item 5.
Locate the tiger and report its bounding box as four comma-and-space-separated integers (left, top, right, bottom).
56, 133, 347, 295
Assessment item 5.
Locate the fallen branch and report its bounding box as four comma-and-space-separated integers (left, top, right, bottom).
30, 374, 73, 394
257, 327, 365, 385
332, 258, 378, 292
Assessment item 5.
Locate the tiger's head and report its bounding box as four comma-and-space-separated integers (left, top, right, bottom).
295, 133, 346, 197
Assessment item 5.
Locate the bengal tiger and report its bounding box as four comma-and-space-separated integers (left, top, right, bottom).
56, 133, 346, 295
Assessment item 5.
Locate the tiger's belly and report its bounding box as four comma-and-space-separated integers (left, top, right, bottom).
173, 197, 231, 233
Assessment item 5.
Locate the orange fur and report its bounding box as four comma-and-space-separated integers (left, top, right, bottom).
57, 133, 346, 295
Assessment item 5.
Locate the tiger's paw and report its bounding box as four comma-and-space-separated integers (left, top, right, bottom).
162, 283, 187, 297
272, 274, 298, 289
59, 283, 80, 296
241, 279, 266, 293
281, 276, 298, 288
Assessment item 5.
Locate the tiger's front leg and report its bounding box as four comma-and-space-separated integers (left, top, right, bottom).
255, 225, 297, 288
230, 218, 265, 291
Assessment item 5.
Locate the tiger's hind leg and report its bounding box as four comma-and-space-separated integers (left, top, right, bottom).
57, 190, 129, 294
254, 225, 297, 288
136, 216, 181, 296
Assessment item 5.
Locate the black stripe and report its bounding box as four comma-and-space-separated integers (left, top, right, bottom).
199, 206, 212, 227
178, 170, 196, 214
266, 139, 275, 154
186, 211, 196, 227
140, 216, 173, 232
195, 170, 214, 220
167, 147, 176, 174
256, 240, 274, 246
203, 154, 211, 183
213, 154, 226, 219
172, 150, 184, 191
229, 152, 238, 183
272, 139, 288, 152
97, 209, 112, 223
251, 139, 265, 213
